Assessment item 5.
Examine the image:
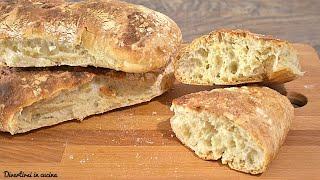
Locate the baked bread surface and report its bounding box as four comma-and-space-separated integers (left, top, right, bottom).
0, 0, 182, 72
174, 29, 302, 85
170, 86, 294, 174
0, 63, 174, 134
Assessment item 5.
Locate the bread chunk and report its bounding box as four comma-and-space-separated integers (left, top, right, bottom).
170, 86, 294, 174
0, 0, 182, 73
0, 63, 174, 134
174, 29, 302, 85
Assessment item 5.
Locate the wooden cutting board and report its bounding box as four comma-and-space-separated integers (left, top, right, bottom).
0, 44, 319, 179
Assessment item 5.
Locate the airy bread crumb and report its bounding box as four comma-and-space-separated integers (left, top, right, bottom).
170, 86, 294, 174
174, 29, 303, 85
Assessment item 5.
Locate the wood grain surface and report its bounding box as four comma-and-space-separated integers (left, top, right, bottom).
0, 44, 319, 179
124, 0, 320, 54
2, 1, 320, 179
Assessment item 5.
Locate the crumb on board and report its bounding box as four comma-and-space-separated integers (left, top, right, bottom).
304, 84, 316, 89
69, 155, 74, 160
79, 159, 86, 164
145, 139, 154, 144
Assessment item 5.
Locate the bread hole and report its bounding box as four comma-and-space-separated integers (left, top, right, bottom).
257, 50, 262, 56
265, 55, 276, 65
24, 39, 35, 48
41, 4, 54, 9
286, 92, 308, 108
239, 159, 245, 166
80, 50, 88, 55
252, 67, 262, 74
40, 45, 49, 54
228, 50, 235, 59
195, 73, 203, 79
75, 45, 81, 49
215, 56, 222, 66
261, 47, 272, 55
10, 44, 18, 52
205, 140, 213, 147
195, 106, 203, 111
247, 150, 257, 165
190, 58, 202, 66
206, 64, 210, 69
58, 45, 73, 53
221, 77, 228, 82
228, 140, 236, 148
244, 45, 249, 53
228, 125, 235, 132
229, 61, 238, 74
182, 126, 191, 138
217, 33, 222, 42
229, 39, 235, 45
197, 48, 208, 57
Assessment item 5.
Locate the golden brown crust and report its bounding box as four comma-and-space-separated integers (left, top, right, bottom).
211, 29, 285, 42
174, 29, 302, 85
0, 0, 182, 72
264, 68, 298, 84
172, 86, 294, 173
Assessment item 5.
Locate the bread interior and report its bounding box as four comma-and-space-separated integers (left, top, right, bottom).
175, 32, 302, 85
170, 105, 265, 174
11, 71, 168, 134
0, 38, 112, 68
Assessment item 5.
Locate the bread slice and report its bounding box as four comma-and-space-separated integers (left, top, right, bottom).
170, 86, 293, 174
0, 0, 181, 73
174, 29, 303, 85
0, 63, 174, 135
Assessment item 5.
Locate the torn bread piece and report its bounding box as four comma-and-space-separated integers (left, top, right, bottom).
174, 29, 303, 85
170, 86, 293, 174
0, 63, 174, 134
0, 0, 181, 73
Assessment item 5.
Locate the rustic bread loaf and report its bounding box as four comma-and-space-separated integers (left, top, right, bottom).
170, 86, 294, 174
0, 0, 182, 73
174, 29, 303, 85
0, 62, 174, 135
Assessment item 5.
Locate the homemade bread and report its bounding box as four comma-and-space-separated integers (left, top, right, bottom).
174, 29, 303, 85
170, 86, 293, 174
0, 0, 182, 72
0, 63, 174, 134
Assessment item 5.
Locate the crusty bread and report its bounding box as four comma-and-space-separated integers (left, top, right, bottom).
170, 86, 293, 174
174, 29, 303, 85
0, 0, 182, 73
0, 62, 174, 134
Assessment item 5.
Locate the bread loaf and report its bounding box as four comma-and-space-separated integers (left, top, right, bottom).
0, 62, 174, 134
170, 86, 294, 174
174, 29, 302, 85
0, 0, 182, 72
